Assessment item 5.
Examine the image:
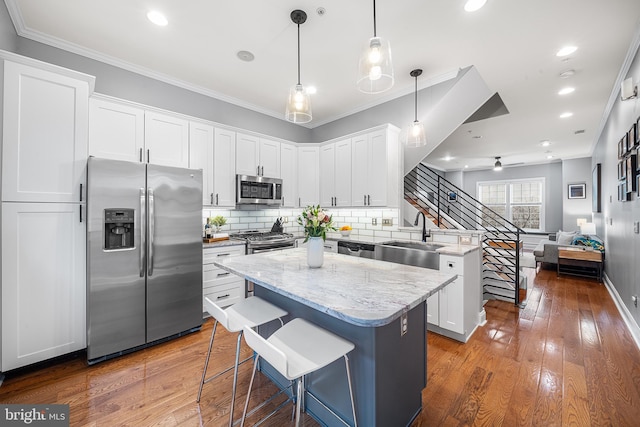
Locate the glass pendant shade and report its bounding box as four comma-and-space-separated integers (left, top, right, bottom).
405, 120, 426, 147
285, 84, 312, 124
357, 36, 394, 93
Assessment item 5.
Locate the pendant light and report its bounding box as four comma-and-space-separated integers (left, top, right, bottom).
357, 0, 394, 94
405, 69, 427, 147
285, 10, 312, 123
493, 157, 503, 171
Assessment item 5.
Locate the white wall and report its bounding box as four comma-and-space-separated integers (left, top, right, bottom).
562, 157, 593, 231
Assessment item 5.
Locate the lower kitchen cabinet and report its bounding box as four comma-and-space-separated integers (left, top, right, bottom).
1, 202, 86, 371
426, 250, 483, 342
203, 244, 246, 310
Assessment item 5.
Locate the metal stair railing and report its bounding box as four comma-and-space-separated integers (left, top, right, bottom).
404, 163, 526, 306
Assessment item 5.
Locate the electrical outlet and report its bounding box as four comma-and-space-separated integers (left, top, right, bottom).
459, 235, 472, 245
400, 310, 408, 336
372, 218, 377, 226
283, 216, 289, 223
382, 218, 393, 226
635, 221, 639, 234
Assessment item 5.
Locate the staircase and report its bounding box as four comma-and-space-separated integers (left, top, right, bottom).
405, 164, 526, 307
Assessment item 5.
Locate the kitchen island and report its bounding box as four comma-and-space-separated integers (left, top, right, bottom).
214, 248, 457, 427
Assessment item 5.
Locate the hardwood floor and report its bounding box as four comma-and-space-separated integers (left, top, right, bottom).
2, 267, 640, 426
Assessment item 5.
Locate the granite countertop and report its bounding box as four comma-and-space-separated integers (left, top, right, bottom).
327, 236, 480, 256
202, 238, 246, 249
214, 248, 457, 327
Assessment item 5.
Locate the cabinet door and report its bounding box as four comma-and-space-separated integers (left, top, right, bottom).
439, 277, 464, 334
351, 135, 369, 206
2, 61, 88, 203
259, 138, 281, 178
144, 111, 189, 167
213, 128, 236, 207
89, 98, 145, 162
319, 143, 336, 207
236, 133, 260, 176
280, 143, 297, 208
426, 293, 439, 326
368, 129, 388, 206
2, 202, 86, 371
334, 139, 352, 206
297, 146, 319, 207
189, 122, 214, 205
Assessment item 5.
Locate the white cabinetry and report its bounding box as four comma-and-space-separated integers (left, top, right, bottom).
212, 128, 237, 207
319, 139, 351, 207
297, 146, 319, 207
427, 250, 483, 342
3, 60, 89, 203
203, 245, 246, 310
351, 126, 400, 207
236, 134, 280, 178
1, 55, 93, 371
189, 121, 214, 205
144, 111, 190, 168
280, 143, 297, 208
89, 98, 144, 163
89, 97, 189, 168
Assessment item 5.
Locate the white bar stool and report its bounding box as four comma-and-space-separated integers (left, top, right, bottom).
197, 296, 288, 427
240, 318, 357, 427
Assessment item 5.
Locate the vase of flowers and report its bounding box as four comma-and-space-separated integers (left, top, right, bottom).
297, 205, 336, 268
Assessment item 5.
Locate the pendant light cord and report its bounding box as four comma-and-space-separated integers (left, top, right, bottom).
372, 0, 377, 37
297, 22, 301, 85
414, 74, 418, 121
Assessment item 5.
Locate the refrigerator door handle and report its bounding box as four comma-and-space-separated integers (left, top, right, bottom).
148, 188, 155, 276
140, 188, 146, 277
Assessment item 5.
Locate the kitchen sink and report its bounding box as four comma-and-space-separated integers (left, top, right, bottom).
375, 241, 443, 270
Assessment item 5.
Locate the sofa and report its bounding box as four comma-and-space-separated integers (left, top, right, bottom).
533, 230, 604, 266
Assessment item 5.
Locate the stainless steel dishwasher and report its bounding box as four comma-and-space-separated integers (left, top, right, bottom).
337, 241, 376, 258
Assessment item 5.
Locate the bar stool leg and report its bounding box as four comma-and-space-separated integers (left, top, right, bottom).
294, 378, 303, 427
344, 355, 357, 427
197, 320, 218, 403
228, 331, 243, 427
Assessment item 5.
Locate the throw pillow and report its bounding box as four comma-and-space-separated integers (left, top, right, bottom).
557, 230, 577, 245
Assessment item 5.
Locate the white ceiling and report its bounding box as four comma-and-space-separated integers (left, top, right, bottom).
5, 0, 640, 171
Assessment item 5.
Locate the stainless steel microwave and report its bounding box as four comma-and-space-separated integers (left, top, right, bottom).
236, 174, 283, 205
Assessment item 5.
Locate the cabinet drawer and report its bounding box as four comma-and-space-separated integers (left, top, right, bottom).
439, 254, 464, 276
203, 267, 236, 282
204, 283, 244, 309
203, 245, 245, 265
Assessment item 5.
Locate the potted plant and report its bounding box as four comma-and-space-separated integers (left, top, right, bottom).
209, 215, 227, 234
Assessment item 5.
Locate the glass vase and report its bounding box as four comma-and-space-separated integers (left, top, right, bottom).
306, 237, 324, 268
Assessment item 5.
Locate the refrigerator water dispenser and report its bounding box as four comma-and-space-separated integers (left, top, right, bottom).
104, 208, 134, 250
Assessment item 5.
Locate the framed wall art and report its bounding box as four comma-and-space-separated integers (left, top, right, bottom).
568, 183, 586, 199
592, 163, 601, 212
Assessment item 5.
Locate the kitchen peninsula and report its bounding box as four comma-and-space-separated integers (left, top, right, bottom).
215, 248, 457, 427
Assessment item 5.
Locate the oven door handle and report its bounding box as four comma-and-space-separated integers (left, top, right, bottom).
250, 244, 295, 254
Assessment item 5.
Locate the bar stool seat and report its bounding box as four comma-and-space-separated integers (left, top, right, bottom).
241, 318, 357, 427
197, 296, 288, 427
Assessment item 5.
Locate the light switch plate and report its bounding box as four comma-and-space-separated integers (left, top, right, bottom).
382, 218, 393, 226
372, 218, 377, 226
635, 221, 639, 234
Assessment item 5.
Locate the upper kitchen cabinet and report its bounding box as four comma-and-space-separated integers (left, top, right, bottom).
236, 133, 280, 178
351, 126, 401, 207
189, 121, 214, 205
212, 128, 237, 207
297, 146, 319, 207
144, 111, 189, 168
319, 139, 351, 207
89, 97, 189, 168
89, 97, 144, 163
2, 59, 92, 203
280, 143, 297, 208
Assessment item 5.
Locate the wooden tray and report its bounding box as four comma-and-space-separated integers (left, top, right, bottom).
203, 236, 230, 243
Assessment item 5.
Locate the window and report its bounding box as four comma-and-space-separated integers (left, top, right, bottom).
477, 179, 544, 231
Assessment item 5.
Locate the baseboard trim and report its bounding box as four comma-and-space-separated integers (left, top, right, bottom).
602, 272, 640, 350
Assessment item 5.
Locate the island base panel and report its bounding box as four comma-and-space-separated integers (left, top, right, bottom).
255, 286, 426, 427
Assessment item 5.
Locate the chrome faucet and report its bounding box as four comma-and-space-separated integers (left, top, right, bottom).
414, 211, 430, 242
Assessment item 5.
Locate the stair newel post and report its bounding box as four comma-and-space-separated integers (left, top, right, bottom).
515, 230, 520, 306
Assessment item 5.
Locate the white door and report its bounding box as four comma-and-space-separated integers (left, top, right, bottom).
426, 293, 440, 326
2, 61, 89, 203
319, 143, 336, 207
89, 98, 145, 162
189, 122, 214, 205
439, 277, 464, 334
351, 135, 368, 206
297, 146, 319, 207
236, 133, 259, 176
144, 111, 189, 167
259, 138, 281, 178
213, 128, 237, 207
1, 202, 86, 371
334, 139, 352, 206
368, 129, 388, 206
280, 143, 297, 208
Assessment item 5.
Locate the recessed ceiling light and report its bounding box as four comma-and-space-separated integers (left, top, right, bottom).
147, 10, 168, 26
547, 154, 554, 159
560, 112, 573, 119
464, 165, 469, 168
237, 51, 255, 62
540, 140, 550, 147
559, 69, 576, 79
444, 156, 452, 161
556, 46, 577, 57
464, 0, 487, 12
558, 87, 575, 95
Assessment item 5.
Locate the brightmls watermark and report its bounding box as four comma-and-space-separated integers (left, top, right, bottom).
1, 404, 69, 426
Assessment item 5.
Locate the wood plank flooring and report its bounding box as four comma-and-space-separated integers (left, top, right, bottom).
2, 267, 640, 426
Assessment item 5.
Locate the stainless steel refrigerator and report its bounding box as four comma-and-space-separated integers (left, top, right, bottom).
86, 157, 203, 363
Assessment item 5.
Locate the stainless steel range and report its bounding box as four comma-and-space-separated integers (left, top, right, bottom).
229, 230, 296, 254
